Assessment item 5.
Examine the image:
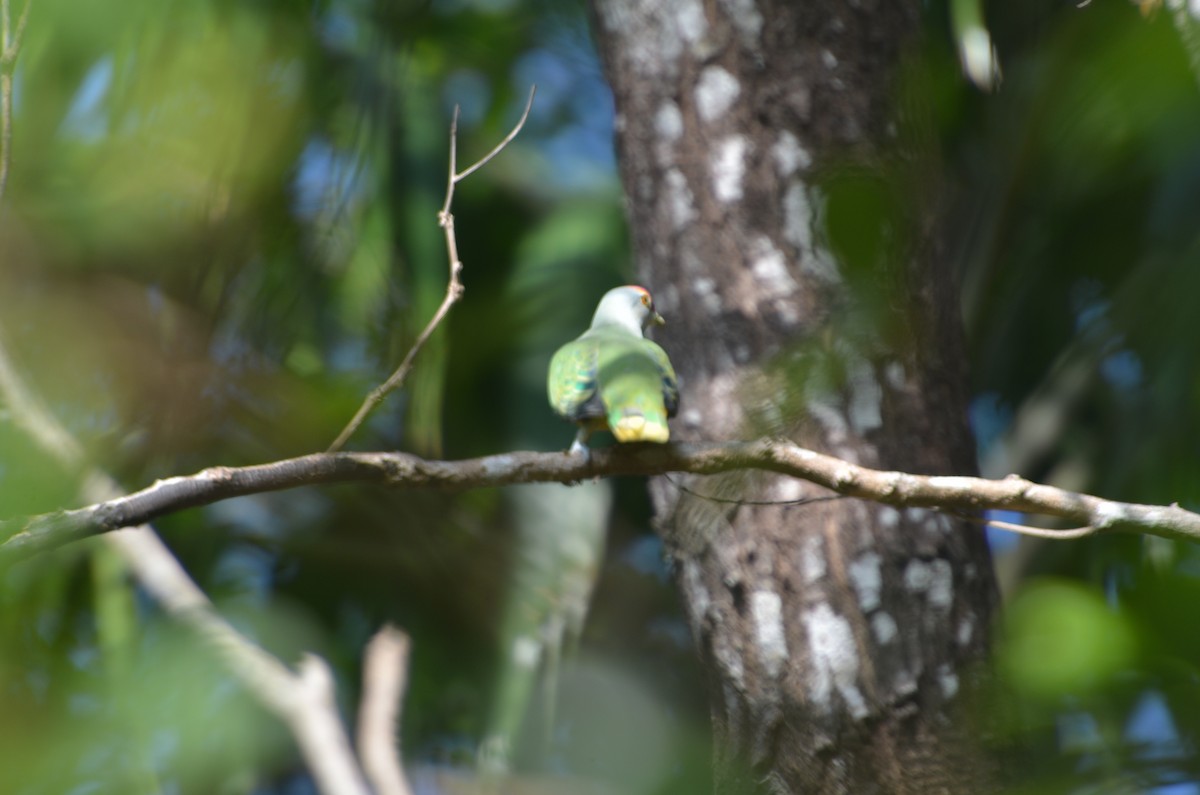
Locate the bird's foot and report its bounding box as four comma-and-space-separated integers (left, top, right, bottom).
561, 436, 592, 484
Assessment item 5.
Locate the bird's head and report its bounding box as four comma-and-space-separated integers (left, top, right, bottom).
590, 285, 665, 335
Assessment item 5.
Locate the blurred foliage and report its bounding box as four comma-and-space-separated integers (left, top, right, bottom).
1, 0, 1200, 793
950, 2, 1200, 792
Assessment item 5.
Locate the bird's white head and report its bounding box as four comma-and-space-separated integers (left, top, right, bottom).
590, 285, 665, 336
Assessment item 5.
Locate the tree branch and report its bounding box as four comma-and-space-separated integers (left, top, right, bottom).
357, 625, 415, 795
0, 334, 373, 795
327, 86, 536, 452
5, 438, 1198, 566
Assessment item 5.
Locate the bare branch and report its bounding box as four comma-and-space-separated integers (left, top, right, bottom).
327, 86, 536, 453
0, 69, 12, 203
438, 104, 461, 219
6, 439, 1200, 565
103, 526, 372, 795
0, 326, 84, 467
0, 330, 371, 795
291, 655, 374, 795
357, 625, 415, 795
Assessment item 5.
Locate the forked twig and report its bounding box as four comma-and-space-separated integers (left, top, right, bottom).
328, 86, 537, 452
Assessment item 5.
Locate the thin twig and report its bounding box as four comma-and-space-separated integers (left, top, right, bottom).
959, 512, 1098, 540
327, 86, 536, 453
0, 71, 12, 203
451, 87, 537, 186
8, 0, 29, 58
357, 625, 415, 795
664, 472, 846, 507
439, 105, 461, 219
0, 0, 31, 206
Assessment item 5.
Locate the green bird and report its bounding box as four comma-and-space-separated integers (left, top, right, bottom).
548, 285, 679, 453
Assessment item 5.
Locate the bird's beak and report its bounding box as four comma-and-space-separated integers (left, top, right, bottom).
652, 311, 665, 326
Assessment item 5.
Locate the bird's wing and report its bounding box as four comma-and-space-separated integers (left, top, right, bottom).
647, 339, 680, 418
547, 336, 604, 422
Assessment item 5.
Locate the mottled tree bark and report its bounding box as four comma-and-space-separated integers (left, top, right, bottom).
590, 1, 1000, 792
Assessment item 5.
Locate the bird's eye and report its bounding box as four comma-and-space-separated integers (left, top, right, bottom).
640, 293, 651, 307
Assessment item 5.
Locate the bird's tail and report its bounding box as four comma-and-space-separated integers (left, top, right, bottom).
611, 412, 670, 443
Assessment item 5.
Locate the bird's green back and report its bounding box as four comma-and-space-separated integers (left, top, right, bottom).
548, 327, 677, 442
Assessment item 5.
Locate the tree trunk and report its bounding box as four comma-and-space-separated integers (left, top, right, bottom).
590, 1, 1000, 792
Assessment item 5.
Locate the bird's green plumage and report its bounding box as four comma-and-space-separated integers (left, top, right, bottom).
548, 286, 678, 445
